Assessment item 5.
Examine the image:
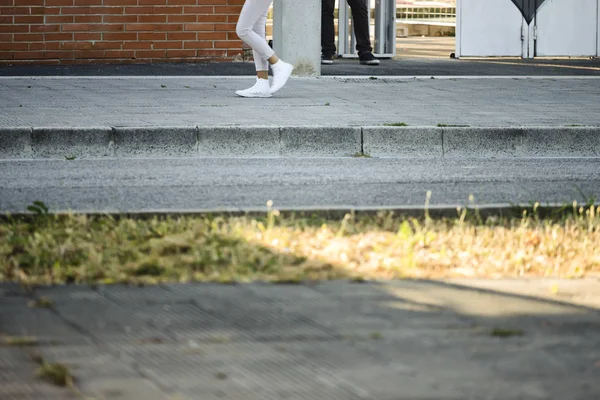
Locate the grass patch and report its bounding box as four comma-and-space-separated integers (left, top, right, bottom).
1, 203, 599, 284
383, 122, 407, 127
352, 152, 372, 158
28, 297, 54, 309
37, 361, 73, 387
1, 335, 39, 347
490, 328, 525, 338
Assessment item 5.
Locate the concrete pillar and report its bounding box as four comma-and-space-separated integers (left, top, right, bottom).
272, 0, 321, 76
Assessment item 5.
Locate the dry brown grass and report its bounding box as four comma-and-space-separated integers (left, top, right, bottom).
1, 203, 599, 284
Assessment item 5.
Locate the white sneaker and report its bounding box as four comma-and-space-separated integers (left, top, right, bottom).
269, 60, 294, 95
235, 78, 271, 98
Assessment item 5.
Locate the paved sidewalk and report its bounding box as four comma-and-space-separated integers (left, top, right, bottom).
1, 280, 599, 400
2, 76, 600, 128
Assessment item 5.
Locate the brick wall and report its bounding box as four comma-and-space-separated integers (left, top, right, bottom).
0, 0, 247, 65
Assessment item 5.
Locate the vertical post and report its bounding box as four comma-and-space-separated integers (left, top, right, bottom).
338, 0, 356, 56
374, 0, 396, 57
273, 0, 321, 76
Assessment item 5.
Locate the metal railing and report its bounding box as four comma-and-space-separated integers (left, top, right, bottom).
396, 6, 456, 25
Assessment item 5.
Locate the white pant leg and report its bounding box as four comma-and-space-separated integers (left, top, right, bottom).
236, 0, 275, 68
251, 9, 269, 71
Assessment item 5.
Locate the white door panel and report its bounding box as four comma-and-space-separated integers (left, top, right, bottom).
458, 0, 526, 57
535, 0, 599, 57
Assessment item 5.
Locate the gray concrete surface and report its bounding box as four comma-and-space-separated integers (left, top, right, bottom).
1, 280, 599, 400
1, 158, 599, 214
2, 77, 600, 159
1, 77, 600, 129
3, 126, 600, 159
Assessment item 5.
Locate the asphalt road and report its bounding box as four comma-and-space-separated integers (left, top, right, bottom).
1, 158, 599, 214
2, 58, 600, 77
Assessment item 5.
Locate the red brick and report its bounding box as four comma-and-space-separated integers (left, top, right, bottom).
227, 0, 244, 4
104, 50, 134, 58
46, 15, 74, 23
0, 16, 13, 24
123, 41, 151, 49
168, 15, 196, 23
62, 23, 91, 31
167, 49, 196, 57
198, 0, 225, 4
42, 7, 62, 15
153, 24, 183, 31
14, 15, 44, 24
184, 23, 213, 31
45, 33, 73, 40
103, 0, 136, 5
197, 49, 226, 56
103, 15, 137, 23
124, 6, 153, 14
91, 41, 122, 49
0, 43, 28, 50
29, 7, 45, 14
198, 31, 225, 40
74, 50, 104, 58
183, 41, 213, 49
18, 0, 44, 5
0, 33, 11, 41
44, 50, 75, 58
31, 25, 61, 33
60, 6, 92, 14
139, 32, 166, 40
0, 51, 13, 60
152, 6, 183, 14
13, 51, 43, 59
0, 25, 28, 32
214, 5, 241, 13
183, 6, 214, 13
153, 40, 181, 49
30, 42, 60, 50
125, 23, 154, 31
102, 32, 136, 40
74, 32, 101, 40
197, 14, 226, 22
14, 33, 44, 41
168, 0, 196, 5
73, 0, 102, 5
74, 15, 102, 23
138, 0, 166, 5
91, 24, 123, 31
167, 32, 195, 40
89, 6, 123, 14
46, 0, 73, 5
214, 40, 242, 49
135, 49, 166, 58
62, 41, 93, 50
214, 23, 236, 31
139, 15, 166, 23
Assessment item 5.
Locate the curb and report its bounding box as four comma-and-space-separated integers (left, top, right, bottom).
1, 126, 599, 159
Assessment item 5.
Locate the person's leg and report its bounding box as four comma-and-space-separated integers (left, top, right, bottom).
321, 0, 336, 60
347, 0, 379, 64
346, 0, 372, 55
235, 0, 293, 96
252, 8, 270, 79
236, 0, 276, 65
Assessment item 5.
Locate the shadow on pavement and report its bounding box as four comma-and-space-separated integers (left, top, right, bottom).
1, 273, 599, 399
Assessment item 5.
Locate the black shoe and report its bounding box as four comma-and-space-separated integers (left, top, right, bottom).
321, 54, 335, 65
359, 52, 380, 65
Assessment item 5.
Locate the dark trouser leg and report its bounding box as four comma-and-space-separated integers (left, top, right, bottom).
346, 0, 373, 55
321, 0, 336, 57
